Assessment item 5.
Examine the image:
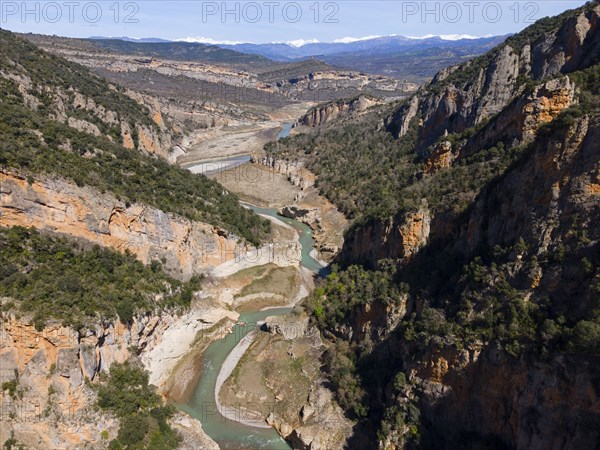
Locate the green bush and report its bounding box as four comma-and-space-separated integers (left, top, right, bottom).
0, 226, 200, 329
97, 362, 181, 450
0, 31, 270, 246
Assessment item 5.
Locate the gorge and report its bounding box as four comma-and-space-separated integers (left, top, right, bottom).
2, 2, 600, 449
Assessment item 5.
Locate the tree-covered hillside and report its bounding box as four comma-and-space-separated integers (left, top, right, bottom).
272, 2, 600, 448
0, 30, 270, 245
0, 226, 202, 329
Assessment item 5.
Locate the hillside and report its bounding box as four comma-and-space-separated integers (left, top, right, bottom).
0, 29, 272, 450
267, 2, 600, 448
0, 29, 270, 245
322, 37, 506, 81
25, 33, 274, 69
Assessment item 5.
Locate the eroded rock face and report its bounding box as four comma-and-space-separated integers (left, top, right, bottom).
0, 171, 240, 280
301, 95, 383, 127
258, 156, 315, 190
263, 315, 309, 340
387, 5, 600, 153
220, 318, 354, 450
171, 413, 219, 450
4, 68, 176, 161
416, 349, 600, 450
423, 140, 454, 174
285, 384, 354, 450
0, 305, 229, 449
459, 115, 597, 256
0, 314, 150, 448
343, 7, 595, 271
340, 208, 431, 269
459, 75, 577, 158
346, 115, 600, 450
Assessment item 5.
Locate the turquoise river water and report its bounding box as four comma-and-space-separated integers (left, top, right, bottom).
176, 124, 325, 449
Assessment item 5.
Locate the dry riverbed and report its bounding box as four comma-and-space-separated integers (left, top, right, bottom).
212, 161, 348, 263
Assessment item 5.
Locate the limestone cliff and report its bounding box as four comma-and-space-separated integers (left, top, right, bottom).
300, 95, 383, 127
386, 4, 600, 153
340, 208, 431, 269
0, 306, 226, 449
401, 115, 599, 449
338, 4, 598, 268
308, 4, 600, 449
257, 156, 315, 191
332, 112, 599, 450
0, 171, 241, 280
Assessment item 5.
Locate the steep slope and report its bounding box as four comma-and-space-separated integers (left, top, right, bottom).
386, 3, 600, 151
0, 30, 265, 450
1, 30, 174, 160
0, 227, 224, 449
268, 2, 600, 449
0, 29, 270, 248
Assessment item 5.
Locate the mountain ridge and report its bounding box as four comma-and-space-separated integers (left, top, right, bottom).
267, 2, 600, 447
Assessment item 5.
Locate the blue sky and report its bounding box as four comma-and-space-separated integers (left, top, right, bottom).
0, 1, 588, 44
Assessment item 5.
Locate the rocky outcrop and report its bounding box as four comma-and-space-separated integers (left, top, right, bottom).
257, 156, 315, 191
331, 296, 408, 344
414, 348, 600, 450
340, 207, 431, 269
220, 317, 354, 450
343, 114, 599, 450
0, 313, 148, 448
263, 315, 309, 340
278, 205, 323, 233
343, 7, 595, 263
122, 89, 178, 161
423, 140, 455, 174
284, 384, 354, 450
301, 95, 383, 127
171, 413, 219, 450
3, 68, 176, 160
459, 114, 597, 257
423, 75, 576, 175
387, 4, 600, 153
458, 75, 577, 159
0, 171, 241, 280
0, 299, 230, 449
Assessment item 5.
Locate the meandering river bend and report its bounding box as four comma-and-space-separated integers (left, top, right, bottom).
176, 125, 324, 449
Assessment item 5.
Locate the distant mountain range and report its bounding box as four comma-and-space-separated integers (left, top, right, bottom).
210, 35, 507, 61
89, 34, 509, 81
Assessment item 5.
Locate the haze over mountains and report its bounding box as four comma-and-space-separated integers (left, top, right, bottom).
210, 34, 507, 60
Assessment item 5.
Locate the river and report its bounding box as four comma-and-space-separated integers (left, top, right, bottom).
176, 124, 323, 449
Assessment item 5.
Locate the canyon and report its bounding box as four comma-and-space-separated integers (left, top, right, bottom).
2, 2, 600, 449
